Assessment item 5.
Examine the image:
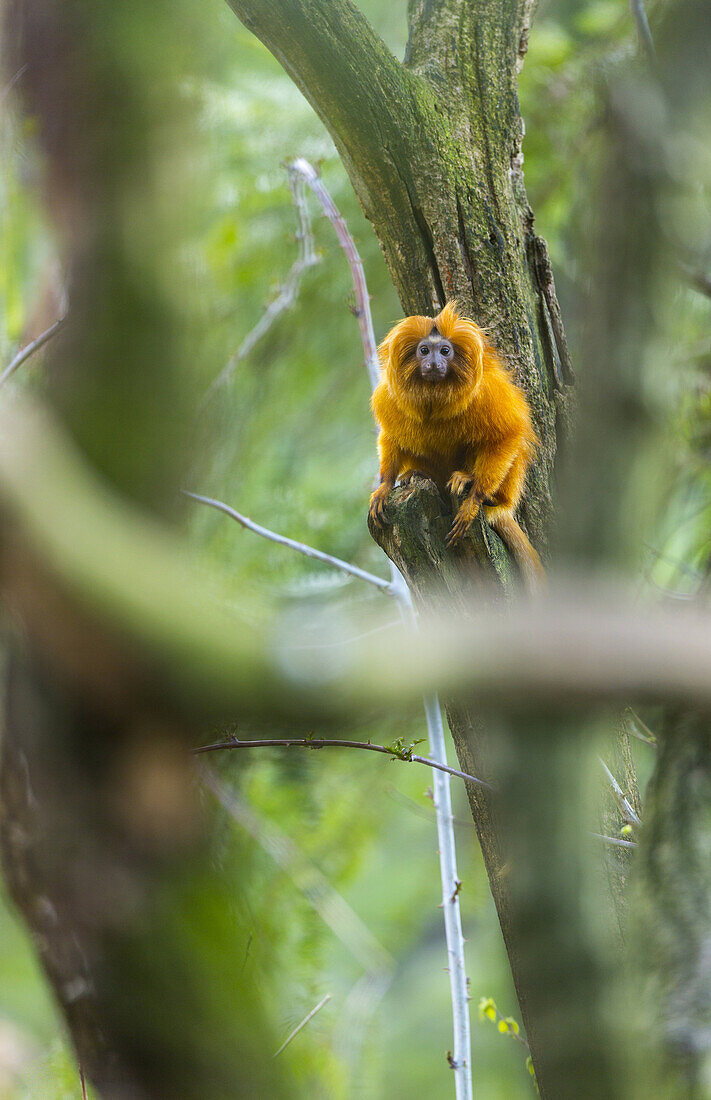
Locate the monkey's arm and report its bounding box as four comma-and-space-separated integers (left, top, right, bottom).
369, 434, 404, 526
447, 431, 520, 497
445, 431, 526, 548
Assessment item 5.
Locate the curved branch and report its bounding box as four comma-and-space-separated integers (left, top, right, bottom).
193, 735, 492, 789
0, 315, 66, 387
184, 490, 393, 593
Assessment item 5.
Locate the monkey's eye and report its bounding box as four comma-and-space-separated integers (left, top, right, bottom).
419, 345, 429, 355
441, 345, 452, 356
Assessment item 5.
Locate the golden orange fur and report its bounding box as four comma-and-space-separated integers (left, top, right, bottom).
369, 302, 544, 588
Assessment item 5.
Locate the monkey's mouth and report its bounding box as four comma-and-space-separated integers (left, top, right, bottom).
419, 368, 448, 381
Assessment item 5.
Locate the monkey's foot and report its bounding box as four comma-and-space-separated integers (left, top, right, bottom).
445, 503, 479, 547
446, 471, 474, 497
368, 488, 390, 527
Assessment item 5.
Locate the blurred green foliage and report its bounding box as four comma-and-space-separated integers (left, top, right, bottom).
0, 0, 709, 1096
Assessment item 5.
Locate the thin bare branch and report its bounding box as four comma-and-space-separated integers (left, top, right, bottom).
274, 994, 331, 1057
184, 491, 393, 593
192, 735, 493, 790
591, 832, 637, 850
630, 0, 656, 64
289, 158, 380, 387
0, 316, 66, 388
623, 707, 657, 746
203, 159, 474, 1098
203, 173, 319, 399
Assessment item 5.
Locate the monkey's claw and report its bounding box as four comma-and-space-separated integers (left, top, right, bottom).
447, 471, 474, 497
444, 519, 468, 545
368, 491, 389, 527
446, 499, 480, 547
445, 515, 471, 547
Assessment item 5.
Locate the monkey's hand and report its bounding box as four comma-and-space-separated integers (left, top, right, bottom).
447, 471, 475, 497
368, 483, 391, 527
445, 496, 481, 547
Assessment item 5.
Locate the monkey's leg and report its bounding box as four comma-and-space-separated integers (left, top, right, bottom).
446, 435, 524, 546
445, 486, 483, 547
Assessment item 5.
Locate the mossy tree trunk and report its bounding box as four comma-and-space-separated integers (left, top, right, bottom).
229, 0, 573, 552
227, 1, 581, 1092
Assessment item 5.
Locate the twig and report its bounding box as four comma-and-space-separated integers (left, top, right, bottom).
274, 993, 331, 1057
630, 0, 656, 65
79, 1065, 88, 1100
289, 158, 380, 388
288, 158, 472, 1100
599, 758, 642, 828
0, 316, 66, 387
192, 735, 493, 789
623, 706, 657, 746
591, 832, 637, 850
203, 172, 319, 399
1, 63, 28, 101
643, 542, 703, 582
183, 491, 393, 593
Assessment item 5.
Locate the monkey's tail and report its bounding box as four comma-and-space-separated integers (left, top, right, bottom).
487, 512, 546, 594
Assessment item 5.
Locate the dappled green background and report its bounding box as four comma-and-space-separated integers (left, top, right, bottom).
0, 0, 708, 1095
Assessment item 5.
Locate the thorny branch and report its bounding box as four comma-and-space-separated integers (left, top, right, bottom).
193, 735, 493, 789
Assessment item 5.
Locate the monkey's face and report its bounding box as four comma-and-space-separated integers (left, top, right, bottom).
415, 329, 453, 381
380, 303, 486, 407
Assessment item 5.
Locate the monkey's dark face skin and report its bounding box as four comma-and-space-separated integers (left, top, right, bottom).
415, 326, 453, 380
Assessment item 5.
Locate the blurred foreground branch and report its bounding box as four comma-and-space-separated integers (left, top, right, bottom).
4, 399, 711, 715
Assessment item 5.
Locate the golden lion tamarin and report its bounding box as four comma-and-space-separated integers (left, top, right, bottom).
369, 302, 544, 589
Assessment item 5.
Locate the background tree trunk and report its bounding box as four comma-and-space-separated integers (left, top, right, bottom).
0, 3, 289, 1095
